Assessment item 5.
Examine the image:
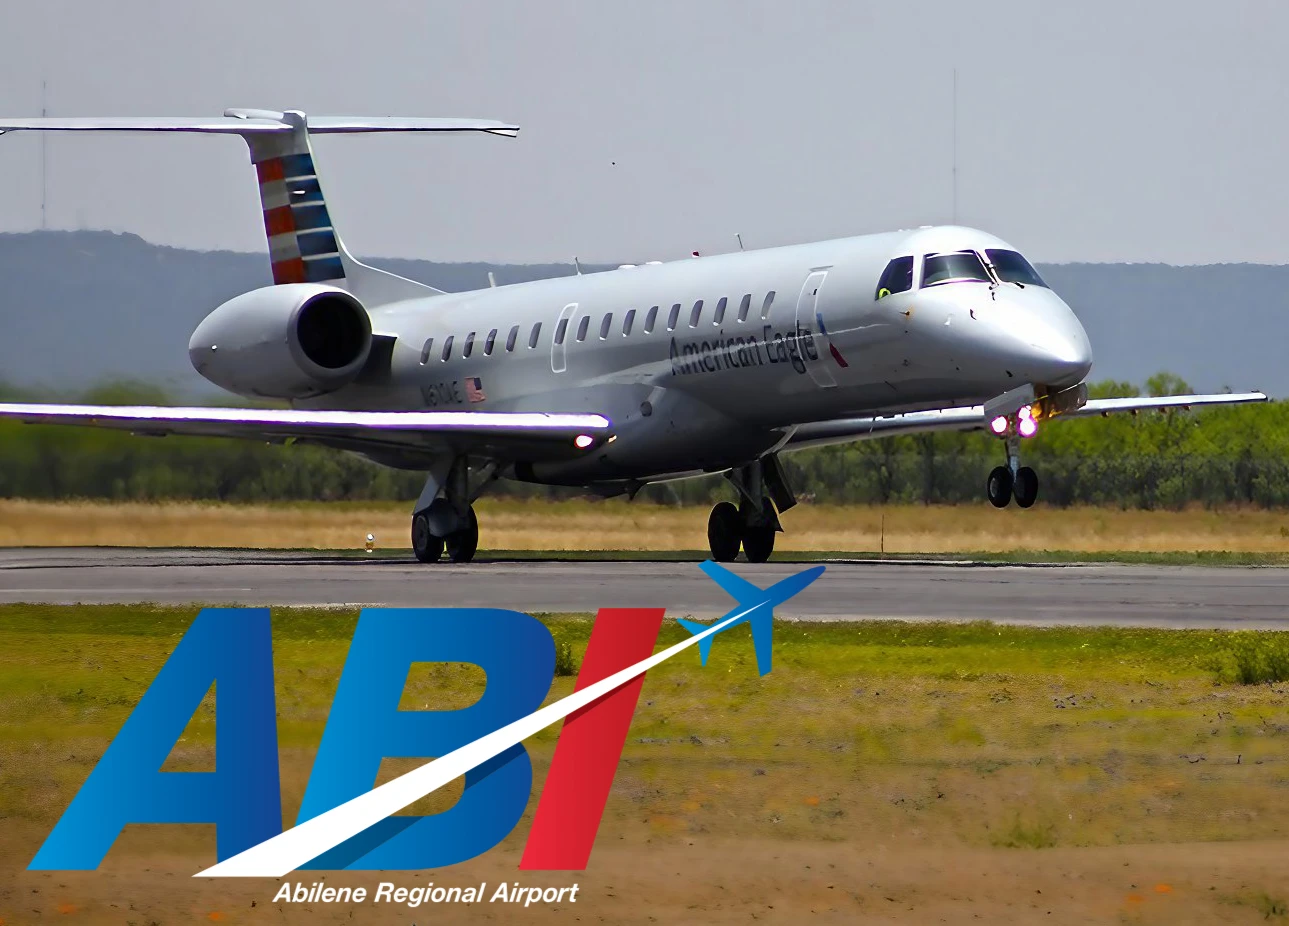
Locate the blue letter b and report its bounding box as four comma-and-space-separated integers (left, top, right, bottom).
296, 608, 553, 870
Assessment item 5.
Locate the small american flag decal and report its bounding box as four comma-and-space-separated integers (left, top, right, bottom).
465, 377, 487, 403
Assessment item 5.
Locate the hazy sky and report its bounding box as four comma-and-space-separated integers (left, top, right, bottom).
2, 1, 1287, 265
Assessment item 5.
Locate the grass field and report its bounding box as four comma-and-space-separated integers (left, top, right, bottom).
7, 498, 1289, 557
4, 604, 1289, 923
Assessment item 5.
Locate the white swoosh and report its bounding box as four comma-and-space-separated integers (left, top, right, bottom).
196, 602, 761, 877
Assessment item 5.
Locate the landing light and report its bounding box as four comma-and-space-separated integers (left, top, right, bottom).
574, 434, 594, 449
989, 416, 1008, 435
1018, 417, 1038, 438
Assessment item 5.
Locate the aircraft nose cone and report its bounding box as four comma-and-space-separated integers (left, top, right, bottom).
1033, 323, 1093, 387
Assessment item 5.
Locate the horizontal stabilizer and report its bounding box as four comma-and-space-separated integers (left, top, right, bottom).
0, 116, 519, 137
676, 619, 716, 665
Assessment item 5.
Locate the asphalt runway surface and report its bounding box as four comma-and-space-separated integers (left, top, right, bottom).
2, 548, 1289, 628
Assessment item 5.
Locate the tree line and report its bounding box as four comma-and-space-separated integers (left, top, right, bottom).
1, 375, 1285, 509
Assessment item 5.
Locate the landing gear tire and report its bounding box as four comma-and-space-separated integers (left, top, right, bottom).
411, 511, 444, 563
445, 505, 479, 564
740, 497, 776, 563
1013, 466, 1038, 509
987, 466, 1013, 509
742, 525, 775, 563
707, 501, 742, 563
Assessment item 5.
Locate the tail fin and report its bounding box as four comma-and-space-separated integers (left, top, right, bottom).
677, 618, 717, 665
231, 109, 432, 305
0, 110, 520, 307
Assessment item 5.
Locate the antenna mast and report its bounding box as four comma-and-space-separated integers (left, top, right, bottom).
40, 79, 47, 230
952, 68, 958, 225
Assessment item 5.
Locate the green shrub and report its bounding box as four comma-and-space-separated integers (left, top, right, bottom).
1218, 632, 1289, 685
554, 642, 579, 677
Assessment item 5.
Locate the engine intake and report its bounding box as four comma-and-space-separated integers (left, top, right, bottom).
189, 284, 372, 398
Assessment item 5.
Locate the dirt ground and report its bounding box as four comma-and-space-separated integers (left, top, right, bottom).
5, 827, 1289, 925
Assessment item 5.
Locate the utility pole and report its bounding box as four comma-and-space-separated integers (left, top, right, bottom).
952, 68, 958, 225
41, 79, 48, 229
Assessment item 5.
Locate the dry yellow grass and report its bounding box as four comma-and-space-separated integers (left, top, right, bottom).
3, 497, 1289, 553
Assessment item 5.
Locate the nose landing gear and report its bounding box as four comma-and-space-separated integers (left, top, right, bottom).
986, 424, 1039, 509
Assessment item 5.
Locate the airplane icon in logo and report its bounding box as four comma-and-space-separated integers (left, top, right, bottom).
678, 561, 825, 676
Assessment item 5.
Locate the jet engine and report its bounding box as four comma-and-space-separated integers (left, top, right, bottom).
188, 284, 372, 398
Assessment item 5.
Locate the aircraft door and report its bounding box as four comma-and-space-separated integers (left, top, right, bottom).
795, 269, 836, 388
551, 302, 577, 373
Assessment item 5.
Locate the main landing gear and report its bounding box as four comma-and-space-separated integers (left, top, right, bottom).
986, 432, 1038, 509
411, 457, 490, 564
707, 454, 796, 563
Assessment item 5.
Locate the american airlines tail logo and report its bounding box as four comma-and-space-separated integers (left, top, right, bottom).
30, 562, 824, 875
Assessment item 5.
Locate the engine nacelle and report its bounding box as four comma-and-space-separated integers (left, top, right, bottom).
188, 284, 372, 398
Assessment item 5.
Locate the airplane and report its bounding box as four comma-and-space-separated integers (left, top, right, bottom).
679, 561, 826, 676
0, 108, 1268, 564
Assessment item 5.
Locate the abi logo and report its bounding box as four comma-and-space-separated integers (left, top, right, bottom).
31, 563, 823, 876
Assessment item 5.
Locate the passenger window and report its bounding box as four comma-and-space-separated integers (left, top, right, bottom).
689, 300, 703, 327
555, 318, 568, 345
576, 316, 590, 342
761, 291, 775, 320
875, 255, 915, 298
484, 328, 497, 356
529, 322, 542, 348
667, 303, 681, 330
463, 332, 475, 358
737, 294, 752, 322
419, 337, 434, 365
645, 306, 659, 333
623, 308, 636, 335
441, 335, 454, 361
599, 313, 612, 339
506, 325, 519, 352
713, 297, 727, 325
921, 251, 990, 288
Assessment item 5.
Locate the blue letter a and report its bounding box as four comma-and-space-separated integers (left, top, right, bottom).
29, 608, 282, 870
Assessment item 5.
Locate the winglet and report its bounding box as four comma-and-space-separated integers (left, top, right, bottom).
677, 619, 715, 665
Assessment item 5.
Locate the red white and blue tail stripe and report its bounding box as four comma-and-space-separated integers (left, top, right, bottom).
256, 152, 344, 285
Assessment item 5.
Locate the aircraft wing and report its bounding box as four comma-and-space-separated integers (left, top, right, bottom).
786, 392, 1269, 450
0, 403, 610, 467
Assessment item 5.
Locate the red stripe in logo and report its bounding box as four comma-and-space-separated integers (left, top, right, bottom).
519, 608, 664, 870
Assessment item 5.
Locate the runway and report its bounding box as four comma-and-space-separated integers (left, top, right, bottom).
2, 548, 1288, 628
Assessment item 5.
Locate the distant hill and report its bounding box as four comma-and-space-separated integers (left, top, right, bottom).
0, 230, 1283, 396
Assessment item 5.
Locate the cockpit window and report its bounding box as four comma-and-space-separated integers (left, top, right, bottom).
921, 250, 991, 288
875, 256, 914, 299
985, 249, 1048, 288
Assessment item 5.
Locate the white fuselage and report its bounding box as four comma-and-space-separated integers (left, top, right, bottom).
289, 225, 1092, 486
